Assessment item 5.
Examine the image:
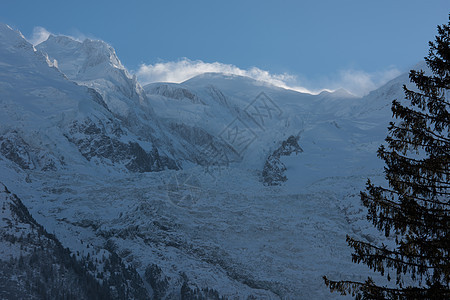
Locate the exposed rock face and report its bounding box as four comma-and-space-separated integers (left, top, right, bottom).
0, 131, 62, 171
66, 118, 178, 172
274, 135, 304, 157
144, 264, 169, 299
0, 116, 178, 174
262, 135, 303, 186
262, 155, 288, 186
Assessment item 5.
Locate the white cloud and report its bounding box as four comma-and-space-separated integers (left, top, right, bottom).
136, 59, 314, 94
333, 67, 402, 96
28, 26, 51, 46
136, 59, 401, 96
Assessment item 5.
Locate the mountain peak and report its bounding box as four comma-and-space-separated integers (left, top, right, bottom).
36, 32, 152, 121
0, 23, 14, 34
0, 23, 33, 51
37, 34, 125, 79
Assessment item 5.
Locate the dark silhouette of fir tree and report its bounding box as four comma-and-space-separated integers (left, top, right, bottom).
324, 17, 449, 299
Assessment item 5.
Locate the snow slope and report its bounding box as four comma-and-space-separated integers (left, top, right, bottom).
0, 23, 419, 299
0, 182, 149, 299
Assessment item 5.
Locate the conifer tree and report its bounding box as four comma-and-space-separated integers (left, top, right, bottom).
324, 17, 449, 299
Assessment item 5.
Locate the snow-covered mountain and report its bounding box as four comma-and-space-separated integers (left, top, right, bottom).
36, 35, 149, 123
0, 24, 182, 175
0, 23, 416, 299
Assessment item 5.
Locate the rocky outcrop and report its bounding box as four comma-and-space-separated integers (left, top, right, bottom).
262, 135, 303, 186
0, 131, 63, 171
66, 118, 178, 172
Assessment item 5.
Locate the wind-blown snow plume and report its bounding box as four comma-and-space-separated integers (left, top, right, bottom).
27, 26, 99, 47
333, 68, 401, 96
28, 26, 51, 46
136, 58, 314, 94
136, 58, 401, 96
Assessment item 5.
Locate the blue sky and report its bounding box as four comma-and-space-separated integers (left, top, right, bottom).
1, 0, 449, 95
